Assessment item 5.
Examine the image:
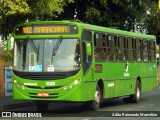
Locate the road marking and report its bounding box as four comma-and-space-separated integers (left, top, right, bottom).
148, 104, 154, 106
126, 104, 155, 111
82, 118, 92, 120
98, 115, 106, 117
126, 108, 135, 111
137, 106, 145, 109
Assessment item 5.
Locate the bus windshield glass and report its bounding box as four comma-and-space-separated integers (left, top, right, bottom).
13, 38, 80, 72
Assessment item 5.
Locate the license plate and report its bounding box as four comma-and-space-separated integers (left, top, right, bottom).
37, 92, 49, 97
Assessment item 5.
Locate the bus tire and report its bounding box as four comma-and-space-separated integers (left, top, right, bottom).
90, 85, 101, 111
34, 101, 49, 111
130, 81, 141, 103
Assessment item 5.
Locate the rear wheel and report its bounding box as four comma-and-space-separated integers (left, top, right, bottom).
123, 81, 141, 103
34, 101, 49, 111
131, 81, 141, 103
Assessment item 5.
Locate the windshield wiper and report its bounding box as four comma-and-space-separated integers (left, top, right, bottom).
51, 37, 63, 62
28, 38, 39, 61
52, 37, 63, 56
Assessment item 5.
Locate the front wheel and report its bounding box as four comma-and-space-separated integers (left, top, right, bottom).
82, 85, 102, 111
91, 85, 101, 111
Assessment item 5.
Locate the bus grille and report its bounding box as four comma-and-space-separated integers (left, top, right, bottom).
21, 75, 66, 80
26, 86, 61, 89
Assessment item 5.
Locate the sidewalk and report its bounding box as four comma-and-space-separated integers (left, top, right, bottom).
0, 96, 34, 111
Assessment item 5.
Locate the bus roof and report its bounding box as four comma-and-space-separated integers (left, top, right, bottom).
15, 20, 156, 40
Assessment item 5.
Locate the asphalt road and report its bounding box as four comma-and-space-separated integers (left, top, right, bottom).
4, 87, 160, 120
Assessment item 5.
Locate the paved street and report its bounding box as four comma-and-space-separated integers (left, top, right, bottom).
3, 87, 160, 120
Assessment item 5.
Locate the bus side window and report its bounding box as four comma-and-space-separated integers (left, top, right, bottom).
119, 36, 125, 61
128, 37, 134, 61
107, 35, 115, 61
114, 36, 119, 61
143, 40, 149, 62
152, 41, 156, 61
82, 42, 87, 63
149, 41, 154, 62
101, 34, 107, 60
82, 31, 92, 74
94, 33, 100, 61
136, 39, 141, 62
140, 40, 144, 61
94, 33, 107, 61
124, 37, 128, 61
132, 38, 136, 61
148, 41, 151, 61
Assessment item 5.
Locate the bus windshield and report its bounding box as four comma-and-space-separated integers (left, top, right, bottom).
13, 38, 80, 72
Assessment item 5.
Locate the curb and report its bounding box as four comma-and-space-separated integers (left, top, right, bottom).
0, 102, 34, 111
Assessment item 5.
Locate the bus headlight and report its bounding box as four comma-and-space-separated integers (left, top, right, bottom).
63, 86, 67, 90
13, 79, 25, 90
21, 85, 25, 90
74, 80, 79, 85
69, 84, 73, 88
62, 79, 80, 91
16, 83, 20, 88
14, 80, 17, 83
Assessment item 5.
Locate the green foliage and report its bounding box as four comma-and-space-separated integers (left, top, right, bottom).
0, 0, 160, 43
27, 0, 74, 20
0, 0, 29, 20
0, 0, 30, 39
0, 46, 13, 66
62, 0, 159, 35
85, 7, 100, 23
0, 0, 74, 39
144, 1, 160, 43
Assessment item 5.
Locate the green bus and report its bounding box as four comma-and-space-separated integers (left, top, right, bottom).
11, 20, 157, 111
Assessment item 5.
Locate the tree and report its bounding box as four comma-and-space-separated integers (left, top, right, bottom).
0, 0, 29, 20
0, 0, 160, 41
144, 0, 160, 43
27, 0, 74, 20
60, 0, 159, 36
0, 0, 29, 39
58, 0, 109, 25
60, 0, 146, 31
0, 0, 74, 39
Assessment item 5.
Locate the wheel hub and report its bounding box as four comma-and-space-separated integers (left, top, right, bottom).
95, 91, 100, 103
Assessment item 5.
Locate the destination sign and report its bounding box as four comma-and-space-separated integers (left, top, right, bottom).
15, 25, 78, 34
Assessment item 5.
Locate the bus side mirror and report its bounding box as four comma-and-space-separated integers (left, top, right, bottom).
82, 41, 92, 63
86, 42, 91, 56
